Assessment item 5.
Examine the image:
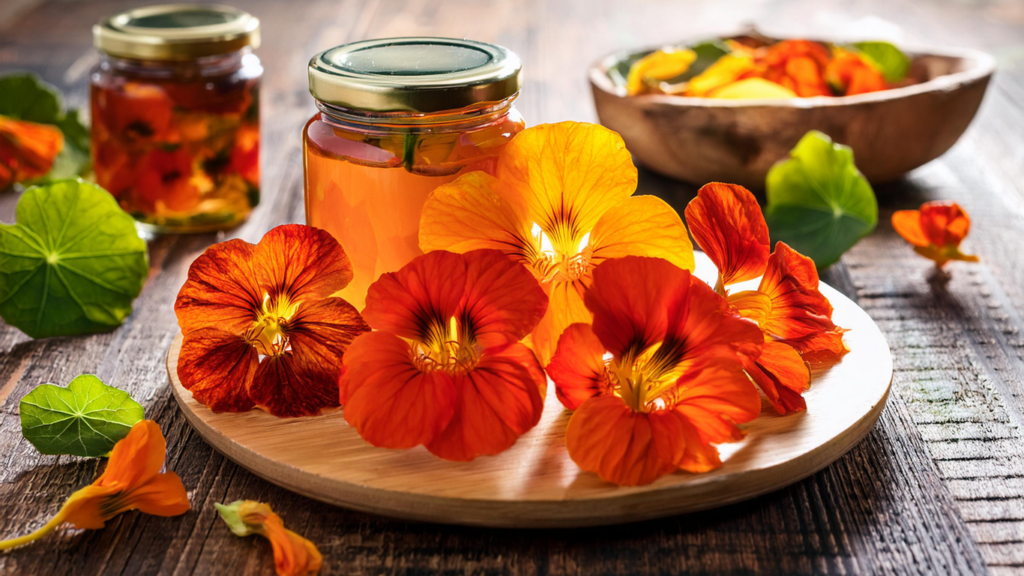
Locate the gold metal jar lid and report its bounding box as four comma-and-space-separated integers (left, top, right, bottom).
308, 37, 522, 113
93, 4, 260, 61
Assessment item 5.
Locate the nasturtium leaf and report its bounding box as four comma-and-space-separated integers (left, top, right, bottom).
20, 374, 145, 457
765, 131, 878, 268
851, 41, 910, 83
0, 73, 90, 181
0, 178, 149, 338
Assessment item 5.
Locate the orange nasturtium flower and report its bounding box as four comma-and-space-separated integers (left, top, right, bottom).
892, 201, 979, 267
217, 500, 322, 576
93, 82, 174, 143
0, 420, 190, 550
340, 249, 548, 461
685, 183, 847, 414
760, 40, 832, 97
419, 121, 693, 364
825, 49, 887, 96
175, 224, 370, 417
547, 257, 763, 486
0, 115, 64, 189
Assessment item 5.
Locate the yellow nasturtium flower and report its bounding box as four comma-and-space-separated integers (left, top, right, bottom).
708, 77, 798, 99
626, 48, 697, 95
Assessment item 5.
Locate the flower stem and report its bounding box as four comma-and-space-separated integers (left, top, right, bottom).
0, 508, 67, 551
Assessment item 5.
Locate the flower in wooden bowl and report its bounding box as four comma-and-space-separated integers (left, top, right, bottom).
589, 33, 995, 188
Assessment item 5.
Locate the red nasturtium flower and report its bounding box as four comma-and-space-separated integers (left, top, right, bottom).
217, 500, 322, 576
892, 201, 978, 267
133, 148, 201, 213
547, 257, 762, 486
175, 224, 370, 417
93, 82, 174, 142
0, 421, 190, 550
825, 50, 888, 96
761, 40, 832, 97
0, 115, 64, 189
685, 182, 847, 414
340, 249, 548, 461
420, 121, 693, 364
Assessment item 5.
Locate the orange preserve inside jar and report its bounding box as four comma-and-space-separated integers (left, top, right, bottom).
303, 38, 525, 309
91, 4, 262, 234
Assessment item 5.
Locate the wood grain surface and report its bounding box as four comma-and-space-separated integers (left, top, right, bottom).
165, 256, 892, 528
1, 0, 1023, 574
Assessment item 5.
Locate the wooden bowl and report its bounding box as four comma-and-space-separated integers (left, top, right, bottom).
589, 42, 995, 189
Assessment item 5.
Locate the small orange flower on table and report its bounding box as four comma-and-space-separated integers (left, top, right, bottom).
892, 201, 979, 266
685, 183, 848, 414
217, 500, 322, 576
0, 420, 190, 550
175, 224, 370, 417
340, 249, 548, 461
420, 121, 693, 364
0, 115, 64, 189
547, 257, 763, 486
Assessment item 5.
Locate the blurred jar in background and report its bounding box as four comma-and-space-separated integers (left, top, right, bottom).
91, 4, 262, 234
303, 37, 524, 309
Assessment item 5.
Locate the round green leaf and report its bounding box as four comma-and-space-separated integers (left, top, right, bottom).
852, 41, 910, 83
0, 179, 149, 338
765, 131, 878, 269
20, 374, 145, 457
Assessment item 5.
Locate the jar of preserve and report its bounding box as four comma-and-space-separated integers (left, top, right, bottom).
303, 37, 525, 308
91, 4, 262, 234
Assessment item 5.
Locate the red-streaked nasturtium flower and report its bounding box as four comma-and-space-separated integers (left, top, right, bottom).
685, 182, 847, 414
825, 50, 888, 96
0, 115, 64, 189
419, 121, 694, 364
340, 249, 549, 461
892, 201, 979, 267
761, 40, 832, 97
0, 420, 190, 551
217, 500, 322, 576
547, 257, 763, 486
175, 224, 370, 417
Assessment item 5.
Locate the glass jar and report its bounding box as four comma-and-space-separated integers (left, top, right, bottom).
91, 4, 262, 234
304, 38, 525, 309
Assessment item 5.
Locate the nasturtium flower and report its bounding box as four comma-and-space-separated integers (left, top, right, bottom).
685, 54, 759, 97
340, 249, 548, 461
626, 48, 697, 95
707, 78, 798, 99
175, 224, 370, 417
547, 257, 763, 486
685, 183, 846, 414
217, 500, 322, 576
0, 115, 64, 189
93, 82, 174, 143
892, 201, 978, 267
420, 121, 693, 363
761, 40, 832, 97
134, 148, 200, 213
0, 420, 189, 550
825, 49, 888, 96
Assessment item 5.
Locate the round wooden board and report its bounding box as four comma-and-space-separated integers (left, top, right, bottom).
166, 255, 892, 528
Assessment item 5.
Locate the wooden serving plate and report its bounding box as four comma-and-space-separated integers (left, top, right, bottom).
589, 39, 995, 188
167, 256, 892, 528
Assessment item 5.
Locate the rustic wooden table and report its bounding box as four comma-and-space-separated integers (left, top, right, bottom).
1, 0, 1023, 574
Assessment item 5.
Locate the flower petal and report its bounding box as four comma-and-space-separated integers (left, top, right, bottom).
252, 224, 354, 302
566, 395, 688, 486
248, 350, 341, 418
530, 277, 590, 365
548, 323, 611, 410
743, 341, 810, 414
287, 296, 370, 371
685, 54, 759, 97
891, 209, 928, 247
96, 420, 167, 489
175, 239, 262, 334
497, 122, 637, 254
60, 484, 121, 530
177, 328, 258, 413
758, 242, 841, 342
684, 183, 770, 285
673, 360, 761, 444
362, 250, 467, 341
460, 249, 548, 348
123, 472, 191, 518
340, 331, 456, 449
787, 329, 850, 366
419, 171, 537, 261
0, 116, 64, 186
590, 195, 695, 272
919, 201, 972, 247
676, 418, 723, 473
426, 343, 545, 461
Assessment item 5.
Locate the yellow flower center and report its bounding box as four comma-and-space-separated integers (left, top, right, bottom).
246, 293, 301, 357
412, 316, 480, 374
531, 223, 593, 284
608, 340, 686, 412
